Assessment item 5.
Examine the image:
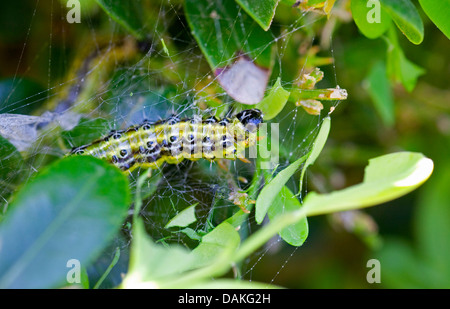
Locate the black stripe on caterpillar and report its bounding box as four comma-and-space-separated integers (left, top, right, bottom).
69, 109, 264, 172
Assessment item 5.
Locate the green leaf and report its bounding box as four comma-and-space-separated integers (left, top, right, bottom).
94, 0, 144, 39
165, 203, 198, 229
255, 153, 308, 224
0, 156, 130, 288
61, 118, 109, 149
255, 77, 290, 120
419, 0, 450, 39
380, 0, 424, 44
235, 0, 280, 31
303, 152, 433, 216
268, 186, 308, 246
351, 0, 391, 39
255, 116, 329, 224
189, 222, 240, 269
385, 26, 425, 92
123, 218, 195, 288
299, 116, 331, 190
184, 0, 274, 69
365, 61, 395, 126
184, 0, 274, 104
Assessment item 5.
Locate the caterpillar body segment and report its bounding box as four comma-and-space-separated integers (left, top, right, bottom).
70, 109, 263, 172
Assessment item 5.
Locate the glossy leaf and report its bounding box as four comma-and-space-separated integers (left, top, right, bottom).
380, 0, 424, 44
235, 0, 280, 31
94, 0, 144, 39
184, 0, 274, 104
419, 0, 450, 39
0, 156, 130, 288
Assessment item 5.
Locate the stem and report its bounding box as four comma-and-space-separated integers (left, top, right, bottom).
93, 247, 121, 289
289, 88, 347, 102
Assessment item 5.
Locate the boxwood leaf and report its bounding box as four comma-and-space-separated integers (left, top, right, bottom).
94, 0, 144, 39
254, 77, 290, 120
235, 0, 280, 31
184, 0, 274, 104
268, 186, 308, 246
380, 0, 424, 44
303, 152, 433, 216
351, 0, 391, 39
419, 0, 450, 39
0, 156, 130, 288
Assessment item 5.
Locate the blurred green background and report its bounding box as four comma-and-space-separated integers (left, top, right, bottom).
0, 0, 449, 288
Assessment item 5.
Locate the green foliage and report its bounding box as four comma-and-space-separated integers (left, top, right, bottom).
303, 152, 433, 216
365, 61, 394, 126
0, 156, 130, 288
254, 78, 290, 120
351, 0, 391, 39
235, 0, 280, 31
380, 0, 424, 45
94, 0, 145, 39
184, 0, 274, 69
418, 0, 450, 39
0, 0, 447, 289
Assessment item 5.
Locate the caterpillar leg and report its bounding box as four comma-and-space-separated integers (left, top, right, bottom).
238, 157, 251, 164
217, 159, 230, 171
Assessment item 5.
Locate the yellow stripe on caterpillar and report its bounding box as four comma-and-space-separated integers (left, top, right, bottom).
69, 109, 263, 172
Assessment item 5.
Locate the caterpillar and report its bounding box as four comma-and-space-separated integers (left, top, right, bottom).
69, 109, 263, 172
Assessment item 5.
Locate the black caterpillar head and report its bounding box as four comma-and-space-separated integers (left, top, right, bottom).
235, 109, 263, 132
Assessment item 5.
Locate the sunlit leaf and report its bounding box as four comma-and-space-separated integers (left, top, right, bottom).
380, 0, 424, 44
123, 218, 195, 288
303, 152, 434, 216
255, 77, 290, 120
165, 203, 198, 229
419, 0, 450, 40
351, 0, 391, 39
189, 222, 240, 269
